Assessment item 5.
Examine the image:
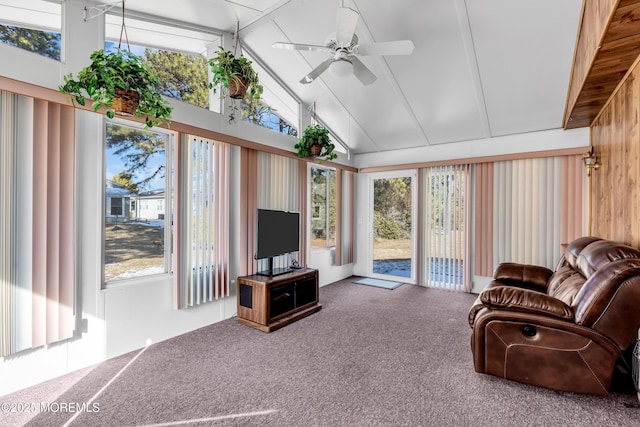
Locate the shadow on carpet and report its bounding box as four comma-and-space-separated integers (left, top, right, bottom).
353, 277, 404, 290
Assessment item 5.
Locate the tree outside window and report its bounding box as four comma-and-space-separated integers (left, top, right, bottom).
311, 166, 336, 249
0, 25, 60, 60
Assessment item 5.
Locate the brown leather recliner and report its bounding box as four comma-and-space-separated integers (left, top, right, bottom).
468, 236, 640, 395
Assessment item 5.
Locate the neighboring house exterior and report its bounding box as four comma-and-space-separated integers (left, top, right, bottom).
105, 181, 165, 222
135, 190, 165, 220
105, 180, 133, 222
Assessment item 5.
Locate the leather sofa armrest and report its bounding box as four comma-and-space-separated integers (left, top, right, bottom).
468, 294, 484, 327
493, 262, 553, 292
480, 286, 574, 320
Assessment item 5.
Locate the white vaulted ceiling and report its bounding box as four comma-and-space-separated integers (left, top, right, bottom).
93, 0, 583, 156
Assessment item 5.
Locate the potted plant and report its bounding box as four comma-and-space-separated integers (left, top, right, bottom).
295, 124, 337, 161
208, 46, 263, 122
59, 49, 172, 128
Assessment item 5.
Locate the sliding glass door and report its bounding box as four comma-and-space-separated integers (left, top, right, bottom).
370, 171, 416, 282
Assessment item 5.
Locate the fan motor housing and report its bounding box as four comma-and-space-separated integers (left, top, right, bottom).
326, 33, 359, 51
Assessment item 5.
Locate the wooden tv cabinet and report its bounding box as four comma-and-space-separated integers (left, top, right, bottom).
236, 268, 321, 332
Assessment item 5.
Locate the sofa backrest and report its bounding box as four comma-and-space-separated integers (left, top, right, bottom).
555, 236, 602, 271
570, 240, 640, 349
547, 236, 601, 305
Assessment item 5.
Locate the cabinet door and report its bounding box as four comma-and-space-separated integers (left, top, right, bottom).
295, 276, 317, 307
270, 283, 295, 319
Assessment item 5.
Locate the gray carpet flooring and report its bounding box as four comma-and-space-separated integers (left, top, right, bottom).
2, 277, 639, 426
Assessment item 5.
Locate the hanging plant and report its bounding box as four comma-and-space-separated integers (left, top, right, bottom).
295, 124, 337, 162
58, 1, 171, 128
59, 49, 172, 128
208, 46, 263, 123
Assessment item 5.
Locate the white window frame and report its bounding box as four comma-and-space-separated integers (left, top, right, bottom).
368, 169, 417, 284
102, 118, 174, 287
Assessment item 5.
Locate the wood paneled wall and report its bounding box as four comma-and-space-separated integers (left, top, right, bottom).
591, 57, 640, 247
564, 0, 640, 129
565, 0, 617, 127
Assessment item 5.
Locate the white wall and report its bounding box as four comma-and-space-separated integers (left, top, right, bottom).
309, 248, 354, 287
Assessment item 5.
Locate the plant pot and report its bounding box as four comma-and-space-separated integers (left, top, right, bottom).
309, 144, 322, 157
112, 87, 140, 116
229, 76, 248, 99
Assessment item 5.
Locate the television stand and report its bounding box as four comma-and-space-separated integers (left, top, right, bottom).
237, 269, 320, 332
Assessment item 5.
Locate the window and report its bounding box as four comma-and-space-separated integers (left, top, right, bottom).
372, 175, 414, 279
241, 49, 298, 136
111, 197, 123, 216
0, 0, 61, 60
311, 166, 336, 249
104, 122, 172, 283
105, 14, 220, 111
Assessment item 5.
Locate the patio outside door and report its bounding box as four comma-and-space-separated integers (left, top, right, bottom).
370, 171, 415, 282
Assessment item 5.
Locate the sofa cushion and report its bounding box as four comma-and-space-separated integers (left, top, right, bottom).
493, 262, 553, 292
480, 286, 574, 320
576, 240, 640, 279
548, 268, 586, 305
558, 236, 602, 270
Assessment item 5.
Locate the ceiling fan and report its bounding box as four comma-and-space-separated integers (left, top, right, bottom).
272, 7, 415, 85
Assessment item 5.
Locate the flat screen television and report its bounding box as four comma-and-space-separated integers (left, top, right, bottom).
256, 209, 300, 276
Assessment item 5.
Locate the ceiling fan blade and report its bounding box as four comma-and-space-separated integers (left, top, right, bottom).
356, 40, 415, 56
336, 7, 359, 46
272, 42, 332, 53
350, 56, 377, 85
300, 58, 334, 84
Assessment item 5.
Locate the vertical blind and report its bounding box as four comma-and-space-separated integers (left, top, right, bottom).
422, 165, 470, 292
337, 170, 355, 265
0, 91, 75, 356
256, 152, 299, 272
473, 162, 494, 276
174, 135, 230, 309
239, 150, 354, 275
474, 154, 584, 275
297, 159, 308, 268
239, 148, 259, 276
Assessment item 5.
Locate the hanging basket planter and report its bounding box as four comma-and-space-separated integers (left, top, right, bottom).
229, 76, 248, 99
112, 87, 140, 116
294, 124, 338, 162
58, 0, 172, 128
208, 46, 263, 122
309, 144, 322, 157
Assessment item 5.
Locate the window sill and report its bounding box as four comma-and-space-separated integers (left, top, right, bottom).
102, 272, 172, 291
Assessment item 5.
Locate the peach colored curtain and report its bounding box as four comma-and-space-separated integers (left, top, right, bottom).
297, 160, 308, 267
474, 163, 494, 277
0, 93, 75, 356
334, 169, 343, 266
335, 169, 356, 266
35, 100, 75, 348
240, 148, 259, 275
560, 154, 584, 246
